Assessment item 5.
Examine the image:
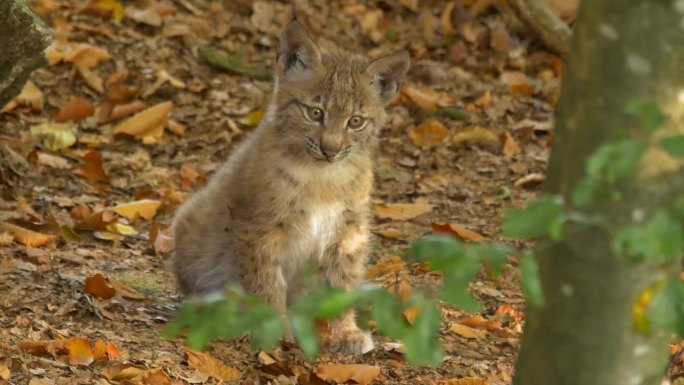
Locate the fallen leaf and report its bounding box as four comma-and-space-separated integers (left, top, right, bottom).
374, 201, 433, 221
459, 315, 503, 332
451, 127, 501, 150
185, 348, 241, 381
0, 360, 9, 380
242, 109, 264, 127
473, 90, 492, 109
2, 81, 44, 113
28, 379, 55, 385
408, 120, 449, 148
489, 21, 518, 54
141, 368, 172, 385
440, 1, 457, 36
93, 339, 107, 360
75, 209, 117, 231
75, 151, 110, 183
84, 0, 125, 21
366, 256, 406, 278
18, 339, 68, 356
2, 222, 55, 247
0, 232, 13, 245
314, 364, 381, 385
83, 273, 116, 299
36, 152, 70, 169
127, 7, 163, 27
449, 323, 486, 339
167, 120, 185, 135
16, 196, 43, 221
107, 100, 147, 122
514, 173, 544, 188
106, 222, 138, 236
55, 97, 95, 122
113, 101, 172, 144
66, 338, 94, 366
397, 278, 420, 325
373, 228, 403, 239
431, 223, 486, 242
102, 363, 147, 380
501, 71, 533, 95
502, 130, 521, 156
30, 123, 76, 151
106, 342, 121, 359
110, 277, 145, 300
401, 86, 454, 111
494, 305, 525, 322
112, 199, 162, 221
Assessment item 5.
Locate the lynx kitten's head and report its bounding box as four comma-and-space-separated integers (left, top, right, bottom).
271, 20, 410, 163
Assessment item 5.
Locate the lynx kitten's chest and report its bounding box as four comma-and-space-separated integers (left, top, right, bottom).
292, 202, 345, 261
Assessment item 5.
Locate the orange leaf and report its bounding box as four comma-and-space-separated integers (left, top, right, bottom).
459, 315, 502, 332
76, 151, 110, 183
83, 273, 116, 299
74, 209, 117, 231
93, 339, 107, 360
408, 120, 449, 148
1, 222, 55, 247
502, 130, 521, 156
449, 323, 486, 339
113, 101, 172, 143
431, 223, 486, 242
66, 338, 94, 366
451, 127, 500, 149
55, 97, 95, 122
494, 305, 524, 321
111, 199, 161, 221
397, 278, 420, 325
185, 348, 241, 381
401, 86, 453, 111
366, 255, 405, 279
374, 201, 433, 221
501, 71, 533, 95
314, 364, 381, 385
2, 81, 44, 113
106, 342, 121, 359
17, 340, 68, 356
141, 368, 172, 385
442, 378, 489, 385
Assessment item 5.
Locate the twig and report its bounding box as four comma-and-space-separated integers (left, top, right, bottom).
507, 0, 573, 56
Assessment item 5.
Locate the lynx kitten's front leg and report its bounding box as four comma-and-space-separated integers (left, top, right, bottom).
322, 212, 374, 354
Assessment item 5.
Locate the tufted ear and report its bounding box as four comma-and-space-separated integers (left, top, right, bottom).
365, 50, 410, 104
276, 20, 321, 78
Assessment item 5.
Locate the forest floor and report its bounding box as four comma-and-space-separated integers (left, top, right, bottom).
0, 1, 661, 384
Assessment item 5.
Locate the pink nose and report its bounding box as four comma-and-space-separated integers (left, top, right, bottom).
320, 144, 340, 159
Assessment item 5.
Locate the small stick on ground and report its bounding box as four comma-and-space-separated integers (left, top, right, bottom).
507, 0, 573, 56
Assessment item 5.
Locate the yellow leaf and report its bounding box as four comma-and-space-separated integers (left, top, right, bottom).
242, 110, 264, 127
2, 81, 44, 113
502, 130, 521, 156
2, 222, 55, 247
185, 348, 241, 381
112, 199, 162, 221
408, 120, 448, 148
106, 222, 138, 236
374, 201, 433, 221
92, 0, 125, 21
314, 364, 381, 385
30, 123, 76, 151
451, 127, 501, 150
450, 323, 486, 339
113, 101, 172, 143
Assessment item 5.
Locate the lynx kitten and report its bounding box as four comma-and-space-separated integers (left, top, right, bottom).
171, 20, 409, 354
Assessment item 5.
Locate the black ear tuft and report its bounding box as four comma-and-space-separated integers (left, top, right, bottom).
365, 50, 411, 104
276, 20, 321, 77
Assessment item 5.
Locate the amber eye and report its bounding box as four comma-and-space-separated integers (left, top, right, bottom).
347, 116, 366, 130
305, 106, 324, 122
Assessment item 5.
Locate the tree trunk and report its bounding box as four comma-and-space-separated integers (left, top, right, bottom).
0, 0, 53, 108
514, 1, 684, 385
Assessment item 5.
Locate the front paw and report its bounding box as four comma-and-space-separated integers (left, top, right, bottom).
326, 329, 374, 355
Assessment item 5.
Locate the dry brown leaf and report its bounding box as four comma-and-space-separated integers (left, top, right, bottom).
450, 323, 486, 339
374, 201, 433, 221
102, 363, 147, 380
17, 196, 43, 221
18, 339, 68, 356
366, 255, 406, 279
28, 378, 55, 385
314, 364, 381, 385
141, 368, 172, 385
75, 151, 110, 183
2, 222, 55, 247
112, 199, 162, 221
65, 338, 94, 366
185, 348, 241, 381
472, 90, 492, 109
442, 378, 489, 385
109, 277, 145, 300
55, 97, 95, 122
514, 173, 545, 188
440, 2, 457, 36
0, 360, 9, 380
36, 152, 70, 169
451, 127, 501, 150
408, 120, 449, 148
75, 209, 117, 231
459, 314, 503, 332
431, 223, 486, 242
502, 130, 521, 156
2, 81, 44, 113
373, 228, 403, 239
401, 86, 454, 111
501, 71, 533, 95
106, 100, 147, 122
397, 278, 420, 325
83, 273, 116, 299
489, 22, 518, 54
0, 232, 13, 245
113, 101, 172, 144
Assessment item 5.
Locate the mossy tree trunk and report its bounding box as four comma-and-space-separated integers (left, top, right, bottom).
513, 1, 684, 385
0, 0, 52, 108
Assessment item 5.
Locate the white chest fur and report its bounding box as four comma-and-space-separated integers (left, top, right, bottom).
291, 202, 345, 261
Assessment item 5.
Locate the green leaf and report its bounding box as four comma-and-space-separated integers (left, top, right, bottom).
625, 98, 664, 133
659, 134, 684, 157
407, 235, 463, 266
440, 257, 481, 312
315, 290, 363, 319
402, 299, 443, 367
612, 211, 684, 261
368, 290, 406, 338
200, 47, 273, 80
571, 177, 601, 207
648, 278, 684, 337
502, 195, 564, 238
289, 313, 319, 359
520, 251, 545, 307
586, 139, 648, 183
